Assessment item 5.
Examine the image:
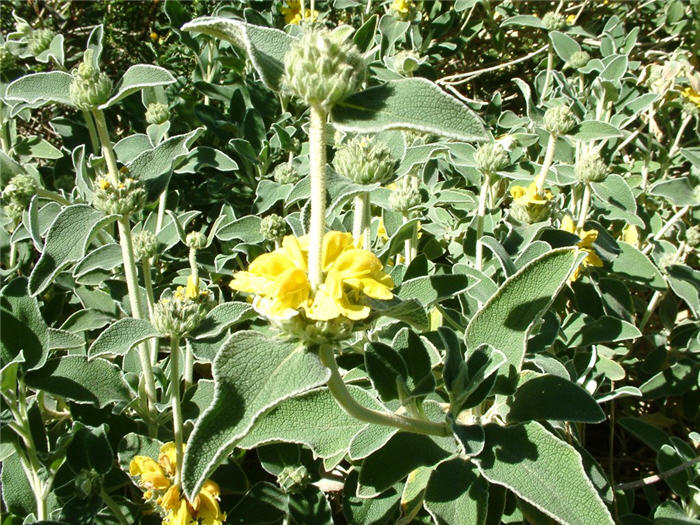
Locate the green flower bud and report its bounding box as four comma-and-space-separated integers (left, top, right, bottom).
333, 136, 394, 185
283, 28, 365, 110
682, 100, 699, 118
0, 44, 17, 72
389, 175, 422, 214
92, 173, 146, 216
271, 315, 356, 345
185, 231, 207, 250
69, 50, 113, 110
542, 12, 566, 31
277, 465, 311, 494
4, 200, 25, 226
402, 129, 431, 147
544, 105, 577, 136
3, 174, 37, 206
151, 282, 211, 338
133, 230, 158, 261
575, 153, 608, 183
686, 226, 700, 248
392, 50, 421, 76
510, 200, 552, 224
568, 50, 591, 69
145, 102, 170, 125
260, 214, 287, 243
273, 163, 301, 185
657, 252, 676, 274
474, 142, 509, 176
28, 28, 54, 56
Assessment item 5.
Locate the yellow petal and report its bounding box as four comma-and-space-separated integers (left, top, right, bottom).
194, 480, 225, 525
129, 456, 162, 477
185, 275, 199, 300
305, 287, 341, 321
336, 295, 371, 320
279, 235, 307, 272
331, 249, 383, 279
561, 215, 576, 234
510, 185, 527, 200
159, 442, 182, 477
322, 231, 354, 270
274, 267, 311, 310
157, 485, 181, 512
163, 499, 196, 525
578, 228, 598, 248
583, 249, 604, 268
353, 274, 394, 300
622, 224, 639, 246
229, 271, 271, 295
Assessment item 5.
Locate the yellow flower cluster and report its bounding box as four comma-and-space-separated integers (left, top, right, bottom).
129, 443, 225, 525
173, 275, 208, 302
390, 0, 413, 15
230, 231, 394, 321
281, 0, 318, 24
681, 86, 700, 109
510, 182, 552, 206
561, 215, 604, 281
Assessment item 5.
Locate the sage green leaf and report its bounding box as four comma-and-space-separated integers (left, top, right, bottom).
88, 318, 159, 359
465, 248, 580, 392
649, 177, 700, 207
570, 121, 623, 141
590, 174, 643, 227
666, 264, 700, 317
399, 466, 433, 523
1, 453, 36, 516
475, 422, 614, 525
344, 470, 400, 525
288, 485, 333, 525
175, 146, 239, 174
366, 297, 430, 332
254, 180, 293, 214
501, 15, 545, 29
60, 309, 113, 333
127, 128, 203, 201
508, 374, 605, 423
47, 328, 84, 351
452, 423, 486, 456
28, 205, 117, 296
358, 432, 457, 497
600, 55, 628, 82
610, 242, 666, 290
549, 31, 580, 62
1, 277, 49, 371
73, 243, 122, 279
216, 215, 264, 243
117, 432, 162, 473
398, 274, 469, 305
479, 236, 517, 276
182, 17, 295, 90
25, 356, 132, 408
114, 134, 152, 164
5, 71, 74, 108
238, 386, 383, 458
562, 313, 641, 347
227, 482, 289, 525
182, 331, 329, 499
192, 302, 255, 339
639, 361, 696, 399
332, 78, 489, 142
425, 458, 489, 525
14, 135, 63, 160
35, 34, 64, 67
66, 424, 113, 475
101, 64, 176, 108
348, 423, 398, 461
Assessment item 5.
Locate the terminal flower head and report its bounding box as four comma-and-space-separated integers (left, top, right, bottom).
561, 215, 604, 280
509, 182, 553, 223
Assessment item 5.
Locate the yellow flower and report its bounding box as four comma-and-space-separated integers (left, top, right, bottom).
681, 87, 700, 108
150, 31, 158, 41
281, 0, 318, 24
230, 231, 394, 322
377, 217, 389, 241
173, 275, 208, 302
566, 14, 576, 24
621, 224, 639, 247
390, 0, 413, 15
98, 177, 111, 191
510, 182, 552, 206
129, 442, 225, 525
561, 215, 604, 280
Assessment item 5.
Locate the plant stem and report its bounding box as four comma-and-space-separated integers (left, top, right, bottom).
9, 242, 16, 268
542, 47, 555, 100
100, 488, 129, 525
170, 337, 184, 487
475, 173, 490, 271
184, 339, 195, 389
352, 193, 371, 249
308, 105, 327, 291
81, 109, 100, 155
93, 109, 158, 430
319, 347, 450, 437
668, 114, 692, 158
642, 205, 690, 255
535, 133, 557, 194
142, 258, 158, 364
155, 191, 168, 234
577, 183, 591, 231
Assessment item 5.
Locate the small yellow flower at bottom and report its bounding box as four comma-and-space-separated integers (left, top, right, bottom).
681, 87, 700, 109
561, 215, 604, 281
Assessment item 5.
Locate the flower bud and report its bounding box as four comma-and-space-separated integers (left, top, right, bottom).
575, 153, 608, 183
133, 230, 158, 261
392, 50, 421, 76
69, 50, 113, 110
283, 28, 365, 110
92, 173, 146, 216
544, 105, 577, 136
260, 214, 287, 243
333, 136, 394, 185
4, 201, 25, 226
681, 100, 700, 118
28, 28, 54, 56
542, 12, 566, 31
474, 142, 509, 176
568, 50, 591, 69
185, 231, 207, 250
273, 163, 300, 185
151, 278, 211, 338
686, 225, 700, 248
145, 102, 170, 125
389, 175, 422, 214
277, 465, 311, 494
3, 174, 37, 207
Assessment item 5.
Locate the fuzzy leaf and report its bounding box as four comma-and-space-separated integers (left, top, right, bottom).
101, 64, 176, 108
89, 318, 159, 359
425, 458, 489, 525
5, 71, 74, 108
610, 242, 666, 290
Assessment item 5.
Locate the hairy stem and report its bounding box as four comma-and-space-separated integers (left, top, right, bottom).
308, 105, 327, 290
577, 183, 591, 231
319, 346, 450, 437
352, 193, 371, 249
475, 173, 490, 271
535, 133, 557, 194
170, 337, 184, 487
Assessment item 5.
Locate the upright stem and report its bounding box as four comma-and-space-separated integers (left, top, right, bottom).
542, 48, 554, 101
170, 337, 184, 487
668, 114, 692, 159
642, 206, 690, 255
8, 243, 16, 268
93, 109, 158, 429
155, 191, 168, 234
577, 183, 591, 231
319, 347, 450, 437
81, 109, 100, 154
184, 339, 195, 389
308, 105, 327, 291
142, 258, 158, 364
535, 133, 557, 194
100, 488, 129, 525
475, 173, 490, 271
352, 193, 371, 249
